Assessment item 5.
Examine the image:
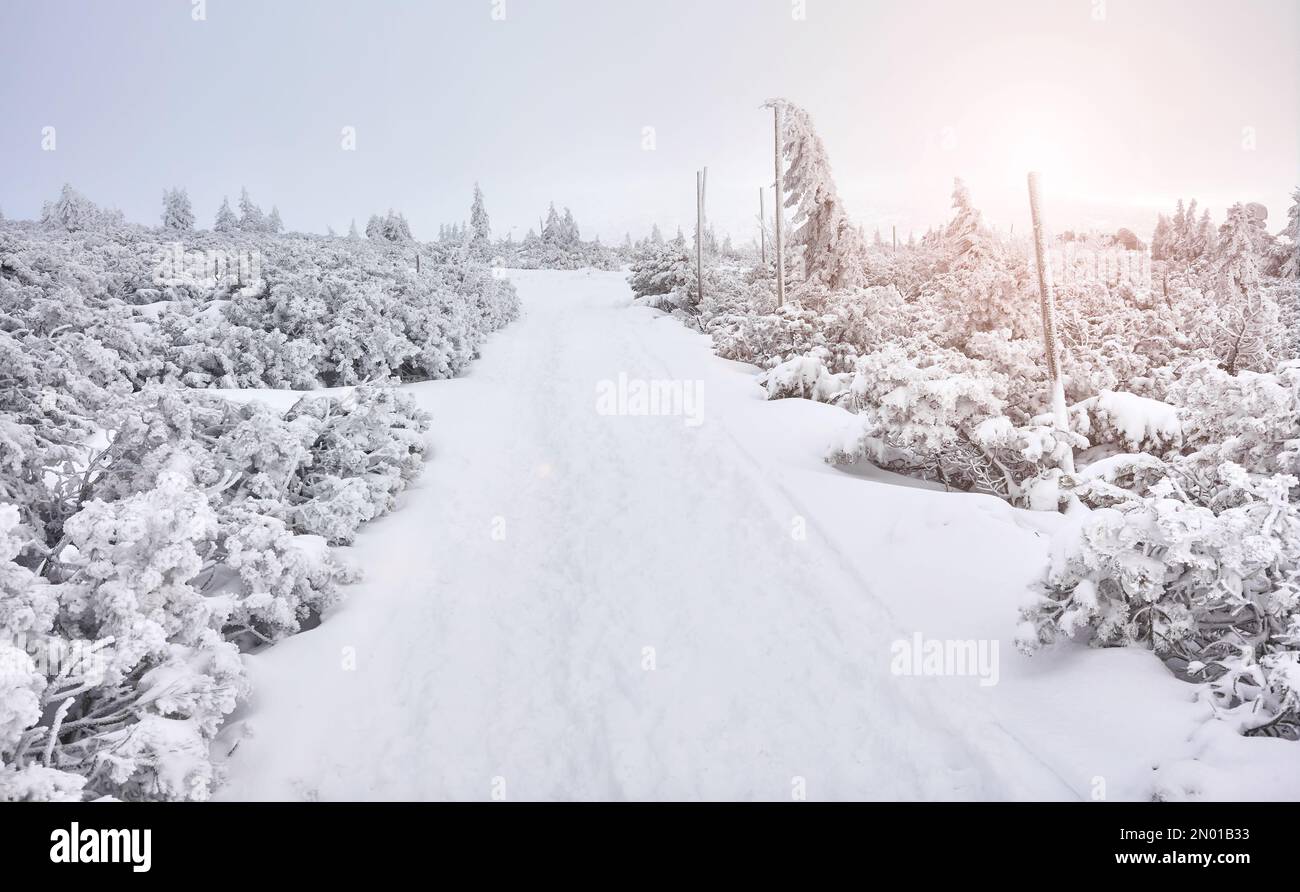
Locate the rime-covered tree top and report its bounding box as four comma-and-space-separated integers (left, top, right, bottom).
162, 187, 194, 233
765, 98, 867, 291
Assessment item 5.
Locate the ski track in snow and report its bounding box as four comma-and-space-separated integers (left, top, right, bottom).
217, 269, 1078, 802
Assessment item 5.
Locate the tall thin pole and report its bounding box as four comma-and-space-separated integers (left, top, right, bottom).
773, 104, 786, 307
759, 187, 767, 266
892, 225, 897, 254
696, 170, 705, 310
1027, 171, 1075, 476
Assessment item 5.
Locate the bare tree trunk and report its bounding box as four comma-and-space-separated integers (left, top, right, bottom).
773, 104, 786, 308
759, 187, 767, 267
1027, 172, 1075, 476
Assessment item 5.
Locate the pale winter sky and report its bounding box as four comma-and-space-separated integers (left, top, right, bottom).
1, 0, 1296, 244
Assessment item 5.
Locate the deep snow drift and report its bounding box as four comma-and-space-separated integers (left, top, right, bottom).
216, 269, 1299, 801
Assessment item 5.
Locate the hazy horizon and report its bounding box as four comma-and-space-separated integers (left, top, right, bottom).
2, 0, 1296, 244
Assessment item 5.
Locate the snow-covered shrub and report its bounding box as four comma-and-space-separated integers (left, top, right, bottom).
1072, 390, 1183, 455
0, 186, 502, 799
1, 204, 519, 392
287, 386, 429, 544
217, 511, 339, 644
760, 348, 847, 403
706, 303, 822, 367
4, 465, 250, 800
962, 330, 1049, 424
1170, 359, 1299, 478
628, 240, 694, 307
1070, 452, 1173, 509
214, 240, 518, 387
831, 346, 1003, 493
1020, 466, 1300, 738
0, 381, 428, 798
826, 345, 1085, 502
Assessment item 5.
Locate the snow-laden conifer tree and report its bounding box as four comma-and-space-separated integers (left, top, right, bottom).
944, 178, 984, 256
1151, 214, 1172, 260
473, 182, 491, 257
1199, 208, 1218, 257
765, 98, 867, 291
542, 203, 561, 244
238, 187, 266, 232
41, 184, 103, 232
1277, 188, 1299, 279
214, 197, 238, 232
365, 210, 413, 243
1202, 202, 1285, 373
161, 187, 194, 232
561, 207, 580, 245
267, 206, 283, 234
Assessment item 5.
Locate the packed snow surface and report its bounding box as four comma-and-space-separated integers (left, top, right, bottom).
216, 270, 1298, 801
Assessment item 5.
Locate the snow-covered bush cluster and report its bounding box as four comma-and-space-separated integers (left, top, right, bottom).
633, 99, 1300, 740
0, 382, 427, 801
2, 190, 518, 390
497, 203, 619, 271
0, 183, 504, 799
1018, 362, 1300, 737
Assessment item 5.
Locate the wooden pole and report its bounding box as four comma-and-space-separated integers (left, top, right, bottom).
696, 170, 705, 310
759, 187, 767, 267
773, 104, 786, 307
892, 225, 897, 254
1027, 172, 1075, 476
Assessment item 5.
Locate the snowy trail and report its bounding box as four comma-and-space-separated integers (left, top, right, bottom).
217, 269, 1077, 801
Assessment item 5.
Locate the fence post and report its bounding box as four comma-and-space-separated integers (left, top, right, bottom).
696, 170, 705, 310
1027, 172, 1075, 476
773, 104, 786, 307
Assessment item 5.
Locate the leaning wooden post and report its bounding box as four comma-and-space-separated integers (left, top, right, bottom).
696, 169, 705, 309
759, 187, 767, 267
773, 104, 786, 307
1027, 171, 1075, 475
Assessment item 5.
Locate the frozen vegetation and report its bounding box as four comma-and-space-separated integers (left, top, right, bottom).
0, 184, 516, 799
2, 97, 1297, 802
630, 100, 1300, 747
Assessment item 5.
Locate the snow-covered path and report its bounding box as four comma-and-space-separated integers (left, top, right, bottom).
216, 269, 1089, 801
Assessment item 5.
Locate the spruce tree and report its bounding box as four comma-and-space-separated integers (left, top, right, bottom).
214, 197, 238, 232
